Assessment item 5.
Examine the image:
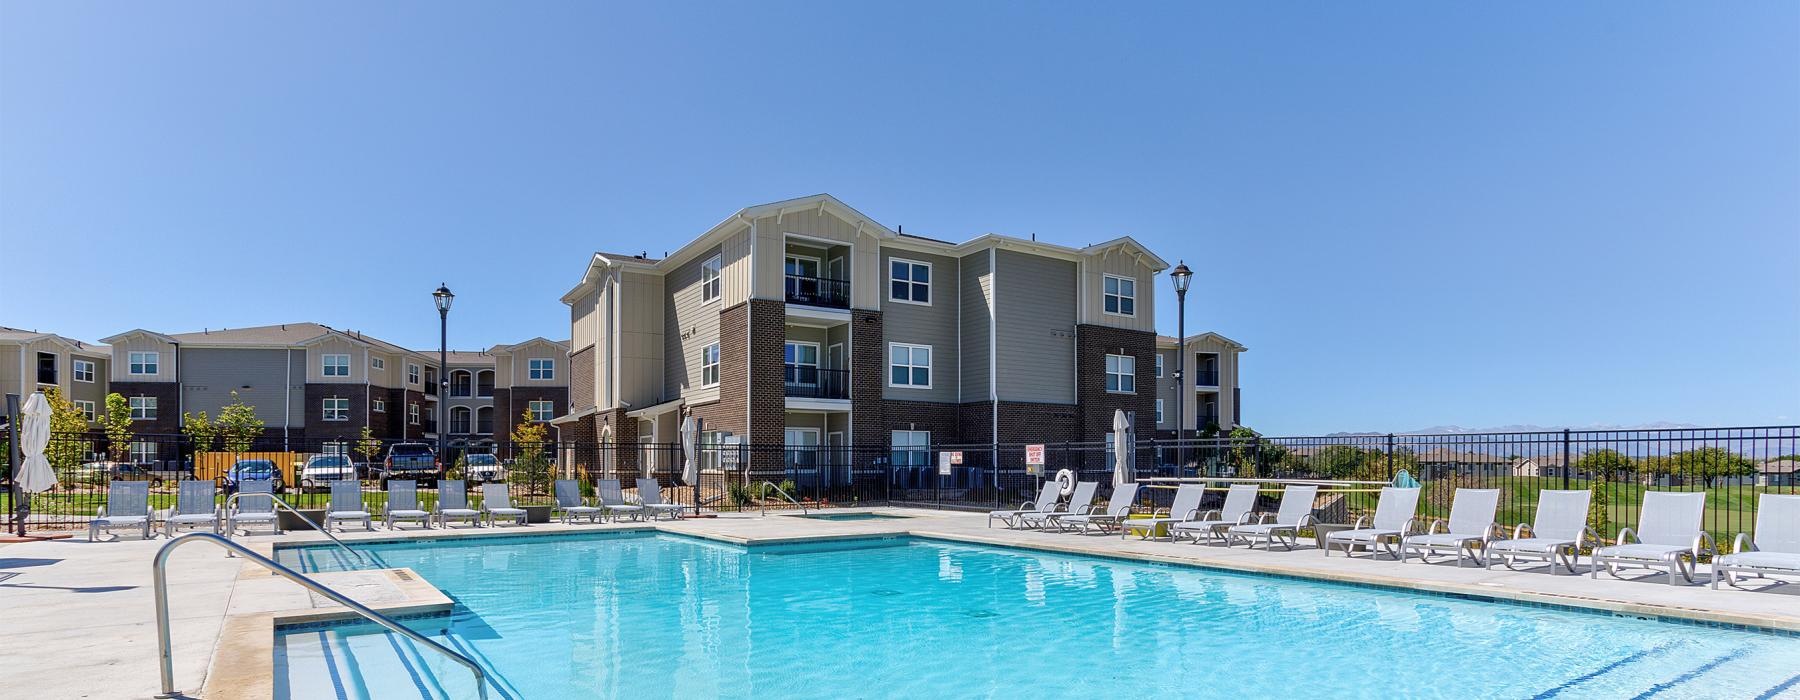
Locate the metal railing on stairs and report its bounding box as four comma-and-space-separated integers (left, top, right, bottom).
153, 532, 488, 699
219, 492, 368, 566
759, 481, 809, 515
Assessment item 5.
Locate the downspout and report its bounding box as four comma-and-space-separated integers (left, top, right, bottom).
283, 348, 291, 448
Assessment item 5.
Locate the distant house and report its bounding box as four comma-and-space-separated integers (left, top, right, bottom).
1413, 448, 1511, 479
1758, 459, 1797, 487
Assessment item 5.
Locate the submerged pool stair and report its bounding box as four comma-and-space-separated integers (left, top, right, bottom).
1531, 639, 1799, 699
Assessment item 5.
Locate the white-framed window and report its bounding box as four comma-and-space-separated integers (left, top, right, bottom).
889, 258, 931, 304
409, 403, 420, 425
371, 357, 385, 370
891, 430, 931, 468
129, 395, 157, 420
322, 354, 350, 377
73, 360, 96, 383
698, 430, 727, 470
889, 343, 931, 388
322, 397, 349, 421
528, 400, 554, 422
529, 358, 555, 380
784, 341, 819, 385
372, 398, 386, 413
701, 343, 720, 387
700, 255, 722, 302
74, 400, 96, 421
1155, 354, 1164, 378
1105, 354, 1136, 393
129, 441, 157, 465
1156, 399, 1164, 425
407, 363, 420, 384
128, 351, 159, 376
1103, 274, 1136, 316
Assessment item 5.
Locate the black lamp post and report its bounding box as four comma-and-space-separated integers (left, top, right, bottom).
1170, 262, 1192, 471
433, 284, 454, 464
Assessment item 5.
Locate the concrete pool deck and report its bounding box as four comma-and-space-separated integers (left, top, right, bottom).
2, 506, 1797, 698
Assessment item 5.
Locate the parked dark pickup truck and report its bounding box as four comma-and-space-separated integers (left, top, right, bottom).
377, 443, 439, 488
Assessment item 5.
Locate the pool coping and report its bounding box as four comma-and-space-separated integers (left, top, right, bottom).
206, 512, 1800, 699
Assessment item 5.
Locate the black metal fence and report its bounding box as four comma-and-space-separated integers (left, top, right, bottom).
3, 426, 1796, 541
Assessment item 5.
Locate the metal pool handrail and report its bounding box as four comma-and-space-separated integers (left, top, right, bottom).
152, 533, 488, 699
759, 481, 809, 515
220, 491, 368, 565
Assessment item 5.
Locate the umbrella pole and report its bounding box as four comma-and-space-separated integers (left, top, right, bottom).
6, 393, 21, 538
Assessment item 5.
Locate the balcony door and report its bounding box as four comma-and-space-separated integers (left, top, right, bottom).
784, 427, 820, 486
784, 341, 819, 387
785, 255, 820, 300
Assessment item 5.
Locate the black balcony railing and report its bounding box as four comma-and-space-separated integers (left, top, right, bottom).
783, 365, 849, 399
1191, 369, 1220, 386
785, 274, 850, 309
425, 382, 438, 397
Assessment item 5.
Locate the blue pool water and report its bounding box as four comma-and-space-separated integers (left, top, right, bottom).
275, 533, 1800, 699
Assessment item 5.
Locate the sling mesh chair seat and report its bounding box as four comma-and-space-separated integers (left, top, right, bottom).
1484, 489, 1596, 574
325, 480, 374, 532
164, 480, 222, 538
384, 480, 433, 529
89, 480, 154, 542
1324, 487, 1422, 559
554, 480, 604, 524
1171, 483, 1261, 545
1713, 494, 1800, 590
227, 480, 282, 535
1400, 488, 1502, 567
1226, 484, 1320, 551
433, 480, 484, 528
1591, 491, 1711, 586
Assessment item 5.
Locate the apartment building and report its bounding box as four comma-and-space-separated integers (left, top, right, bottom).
0, 326, 112, 425
558, 194, 1233, 483
434, 338, 571, 448
1152, 332, 1247, 435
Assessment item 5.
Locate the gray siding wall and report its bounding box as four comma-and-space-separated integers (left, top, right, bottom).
181, 348, 306, 428
664, 245, 722, 399
880, 247, 959, 403
994, 250, 1077, 404
958, 252, 991, 403
1154, 346, 1178, 429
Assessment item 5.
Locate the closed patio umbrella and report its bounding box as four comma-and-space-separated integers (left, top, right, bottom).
1112, 409, 1132, 488
679, 415, 698, 486
17, 392, 57, 494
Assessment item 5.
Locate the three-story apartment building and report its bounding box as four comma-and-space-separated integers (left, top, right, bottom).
557, 194, 1199, 483
1153, 332, 1247, 435
0, 326, 112, 426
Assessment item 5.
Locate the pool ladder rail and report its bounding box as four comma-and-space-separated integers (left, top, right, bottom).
759, 481, 809, 515
219, 491, 369, 566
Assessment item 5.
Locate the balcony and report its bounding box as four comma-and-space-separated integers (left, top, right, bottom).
784, 274, 850, 309
783, 365, 849, 400
1191, 369, 1220, 387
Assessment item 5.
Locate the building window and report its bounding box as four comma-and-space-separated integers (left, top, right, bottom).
1103, 274, 1136, 316
889, 258, 931, 304
73, 360, 96, 383
74, 400, 97, 421
372, 398, 386, 413
407, 363, 420, 384
701, 343, 720, 387
700, 255, 722, 302
698, 431, 726, 470
1105, 354, 1136, 393
450, 406, 471, 433
128, 351, 159, 376
529, 358, 555, 380
889, 343, 931, 388
129, 396, 158, 420
129, 441, 157, 465
476, 370, 495, 397
322, 354, 350, 377
409, 403, 420, 425
891, 430, 931, 468
1156, 399, 1164, 425
784, 342, 818, 385
449, 370, 473, 397
528, 400, 554, 422
371, 357, 385, 370
323, 397, 349, 421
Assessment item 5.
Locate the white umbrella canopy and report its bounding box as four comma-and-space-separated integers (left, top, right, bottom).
1112, 409, 1132, 488
679, 415, 699, 486
17, 393, 58, 493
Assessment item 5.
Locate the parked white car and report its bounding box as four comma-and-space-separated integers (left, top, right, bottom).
464, 453, 505, 483
298, 454, 358, 492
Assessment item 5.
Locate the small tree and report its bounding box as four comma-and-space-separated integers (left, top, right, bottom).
1574, 449, 1633, 481
507, 409, 552, 497
101, 393, 134, 461
354, 426, 382, 465
182, 410, 218, 453
1586, 476, 1612, 545
214, 391, 265, 452
1227, 426, 1262, 478
40, 387, 92, 473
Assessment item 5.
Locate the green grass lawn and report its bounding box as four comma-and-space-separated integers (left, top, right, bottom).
0, 481, 562, 523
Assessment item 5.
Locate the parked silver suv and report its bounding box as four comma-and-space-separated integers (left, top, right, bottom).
299, 454, 358, 492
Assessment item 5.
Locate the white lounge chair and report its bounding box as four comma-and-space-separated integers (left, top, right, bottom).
637, 479, 687, 521
1226, 484, 1320, 550
1124, 484, 1208, 541
1484, 489, 1595, 574
324, 481, 373, 532
434, 480, 483, 528
89, 480, 154, 542
227, 480, 282, 535
1171, 483, 1261, 545
1018, 481, 1096, 530
1713, 494, 1800, 590
1324, 487, 1421, 559
991, 482, 1061, 528
383, 480, 433, 530
1057, 483, 1140, 534
1591, 491, 1711, 585
554, 480, 604, 524
481, 483, 529, 527
163, 480, 221, 538
596, 479, 645, 521
1400, 488, 1501, 567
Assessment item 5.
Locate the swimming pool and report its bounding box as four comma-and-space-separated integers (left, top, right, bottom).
275, 532, 1800, 699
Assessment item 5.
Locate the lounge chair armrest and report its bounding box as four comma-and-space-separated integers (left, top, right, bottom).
1200, 509, 1221, 521
1017, 500, 1034, 511
1234, 512, 1256, 525
1694, 531, 1715, 557
1424, 519, 1444, 535
1486, 522, 1504, 540
1182, 507, 1201, 521
1580, 526, 1599, 550
1297, 514, 1317, 528
95, 506, 106, 518
1616, 527, 1637, 545
1732, 532, 1753, 554
1351, 515, 1369, 529
1402, 518, 1422, 535
1509, 523, 1531, 540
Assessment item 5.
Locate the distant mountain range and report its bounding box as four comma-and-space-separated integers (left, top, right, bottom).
1325, 422, 1704, 437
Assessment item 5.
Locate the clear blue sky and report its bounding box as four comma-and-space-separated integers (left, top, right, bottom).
3, 3, 1796, 434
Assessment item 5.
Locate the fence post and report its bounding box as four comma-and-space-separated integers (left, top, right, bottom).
1386, 434, 1395, 480
1251, 435, 1262, 476
6, 393, 20, 537
1561, 429, 1571, 490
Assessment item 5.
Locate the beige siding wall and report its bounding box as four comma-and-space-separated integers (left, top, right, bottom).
304, 337, 367, 383
1079, 251, 1158, 333
69, 355, 109, 411
367, 350, 404, 388
506, 340, 567, 389
719, 228, 752, 308
596, 283, 613, 408
570, 290, 600, 353
615, 270, 665, 408
109, 334, 177, 382
1177, 337, 1242, 431
1154, 346, 1178, 429
750, 209, 881, 308
0, 346, 17, 393
957, 252, 991, 403
665, 244, 723, 402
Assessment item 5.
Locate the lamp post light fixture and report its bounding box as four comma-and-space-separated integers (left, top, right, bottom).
1169, 261, 1192, 472
433, 284, 454, 464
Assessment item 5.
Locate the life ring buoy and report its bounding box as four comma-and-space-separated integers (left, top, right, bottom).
1053, 469, 1076, 496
